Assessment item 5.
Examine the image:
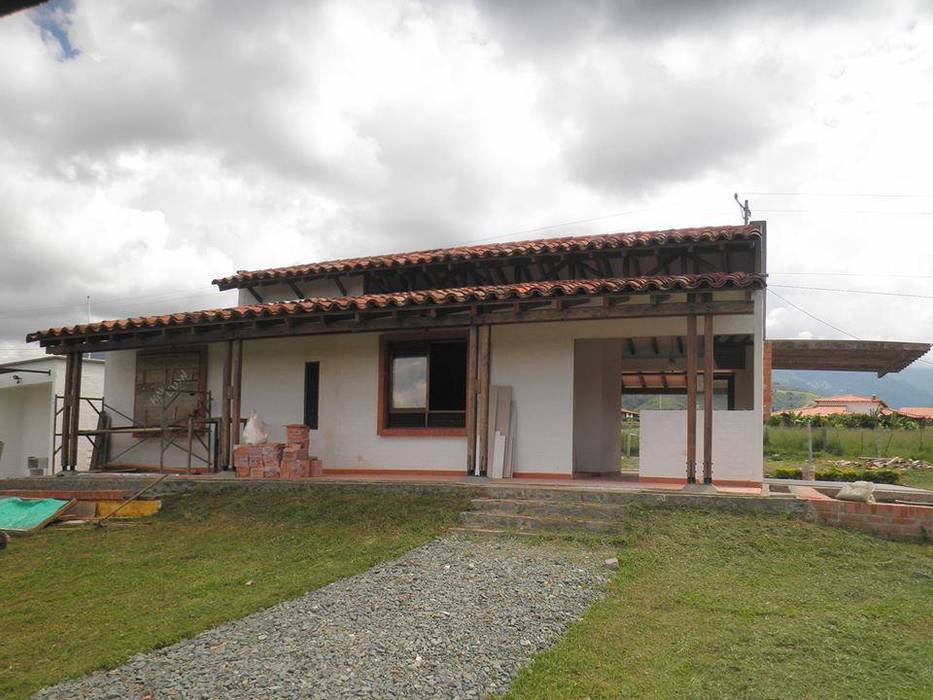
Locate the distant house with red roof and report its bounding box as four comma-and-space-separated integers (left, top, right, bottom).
897, 407, 933, 423
795, 394, 893, 417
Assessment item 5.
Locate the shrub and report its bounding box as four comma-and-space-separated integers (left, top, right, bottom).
772, 467, 802, 479
865, 468, 900, 484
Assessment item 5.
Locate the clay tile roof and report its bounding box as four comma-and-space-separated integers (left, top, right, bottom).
27, 272, 763, 343
898, 407, 933, 419
212, 224, 762, 290
816, 395, 882, 404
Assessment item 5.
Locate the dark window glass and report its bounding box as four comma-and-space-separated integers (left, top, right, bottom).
304, 361, 320, 429
386, 338, 467, 429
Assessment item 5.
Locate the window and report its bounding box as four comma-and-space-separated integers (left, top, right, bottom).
134, 349, 206, 429
304, 361, 320, 429
380, 335, 468, 433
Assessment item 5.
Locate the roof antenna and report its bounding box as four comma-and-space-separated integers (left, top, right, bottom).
733, 193, 751, 224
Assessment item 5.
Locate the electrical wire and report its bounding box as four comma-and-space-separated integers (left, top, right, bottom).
767, 288, 933, 367
770, 284, 933, 300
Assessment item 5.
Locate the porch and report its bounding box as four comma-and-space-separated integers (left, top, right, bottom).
30, 277, 765, 486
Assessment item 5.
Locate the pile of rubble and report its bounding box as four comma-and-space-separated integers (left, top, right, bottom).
233, 424, 322, 479
828, 457, 931, 471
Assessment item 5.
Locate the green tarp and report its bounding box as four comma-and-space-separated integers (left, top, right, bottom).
0, 497, 73, 532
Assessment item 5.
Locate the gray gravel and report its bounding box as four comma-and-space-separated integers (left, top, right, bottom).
35, 537, 607, 699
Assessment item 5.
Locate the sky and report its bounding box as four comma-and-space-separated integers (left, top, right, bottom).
0, 0, 931, 369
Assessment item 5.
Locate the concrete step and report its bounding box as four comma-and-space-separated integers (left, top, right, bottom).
470, 497, 628, 520
482, 485, 641, 504
459, 510, 626, 535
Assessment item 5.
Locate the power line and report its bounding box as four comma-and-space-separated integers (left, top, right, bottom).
757, 208, 933, 215
770, 284, 933, 300
771, 271, 933, 279
0, 286, 229, 319
462, 207, 656, 245
767, 289, 933, 367
747, 191, 933, 199
767, 289, 860, 340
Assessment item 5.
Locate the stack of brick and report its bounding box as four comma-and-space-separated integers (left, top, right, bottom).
233, 423, 321, 479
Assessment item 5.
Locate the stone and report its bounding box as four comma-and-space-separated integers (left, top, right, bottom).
604, 557, 619, 570
835, 480, 875, 503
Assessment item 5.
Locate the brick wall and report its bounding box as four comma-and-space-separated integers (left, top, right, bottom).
808, 497, 932, 542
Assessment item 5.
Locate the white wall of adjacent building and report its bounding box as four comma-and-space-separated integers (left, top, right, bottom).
0, 357, 104, 476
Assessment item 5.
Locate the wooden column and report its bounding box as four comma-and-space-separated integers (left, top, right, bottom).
465, 325, 479, 474
476, 324, 492, 476
685, 315, 698, 484
703, 313, 714, 484
219, 340, 233, 470
60, 353, 75, 470
65, 353, 84, 470
231, 339, 243, 454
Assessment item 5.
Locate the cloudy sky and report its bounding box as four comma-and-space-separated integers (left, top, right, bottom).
0, 0, 931, 366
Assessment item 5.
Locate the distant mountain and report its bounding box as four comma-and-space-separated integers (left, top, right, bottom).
772, 385, 819, 411
772, 365, 933, 409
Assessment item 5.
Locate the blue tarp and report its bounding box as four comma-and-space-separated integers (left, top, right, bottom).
0, 497, 73, 532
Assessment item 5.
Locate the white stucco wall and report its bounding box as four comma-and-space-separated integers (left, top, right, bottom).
104, 335, 465, 471
573, 339, 623, 473
639, 409, 764, 483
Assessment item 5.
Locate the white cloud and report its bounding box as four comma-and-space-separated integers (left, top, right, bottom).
0, 0, 931, 371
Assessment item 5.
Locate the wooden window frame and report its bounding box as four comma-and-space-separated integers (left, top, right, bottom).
133, 346, 208, 434
377, 330, 468, 437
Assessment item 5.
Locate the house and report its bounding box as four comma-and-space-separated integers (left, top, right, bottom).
0, 356, 105, 476
793, 394, 893, 417
897, 407, 933, 423
26, 223, 768, 486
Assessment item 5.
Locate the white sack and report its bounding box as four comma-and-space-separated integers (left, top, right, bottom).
241, 410, 269, 445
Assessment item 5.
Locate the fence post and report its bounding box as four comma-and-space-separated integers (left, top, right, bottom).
875, 425, 881, 458
805, 421, 814, 480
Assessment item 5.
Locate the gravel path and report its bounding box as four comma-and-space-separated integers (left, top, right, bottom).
35, 537, 607, 699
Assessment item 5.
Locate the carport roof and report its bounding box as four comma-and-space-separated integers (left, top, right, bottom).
768, 339, 931, 377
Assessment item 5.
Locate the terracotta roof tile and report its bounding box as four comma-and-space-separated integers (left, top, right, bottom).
27, 272, 763, 343
897, 407, 933, 419
212, 224, 762, 289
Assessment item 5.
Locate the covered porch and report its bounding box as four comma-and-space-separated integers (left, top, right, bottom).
28, 275, 764, 485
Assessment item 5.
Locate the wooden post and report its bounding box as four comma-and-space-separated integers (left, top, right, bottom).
231, 339, 243, 455
219, 340, 232, 469
703, 313, 714, 484
476, 324, 492, 476
465, 326, 479, 474
685, 315, 698, 484
60, 353, 75, 470
66, 353, 83, 470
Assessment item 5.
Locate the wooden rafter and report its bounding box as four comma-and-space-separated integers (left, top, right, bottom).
40, 299, 755, 355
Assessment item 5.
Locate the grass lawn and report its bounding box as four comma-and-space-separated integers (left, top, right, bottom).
504, 508, 933, 700
0, 487, 467, 700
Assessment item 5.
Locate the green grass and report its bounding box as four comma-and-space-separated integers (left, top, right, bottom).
764, 425, 933, 462
503, 508, 933, 700
898, 468, 933, 491
0, 487, 467, 700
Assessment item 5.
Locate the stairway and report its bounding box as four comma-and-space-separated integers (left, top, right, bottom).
455, 485, 632, 536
